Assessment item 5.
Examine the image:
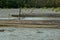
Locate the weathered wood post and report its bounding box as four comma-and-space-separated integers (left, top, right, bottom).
19, 8, 21, 21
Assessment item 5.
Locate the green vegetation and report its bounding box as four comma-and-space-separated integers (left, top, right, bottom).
0, 0, 60, 8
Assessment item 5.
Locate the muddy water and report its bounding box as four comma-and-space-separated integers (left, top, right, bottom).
0, 27, 60, 40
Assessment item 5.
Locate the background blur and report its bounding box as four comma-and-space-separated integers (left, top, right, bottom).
0, 0, 60, 8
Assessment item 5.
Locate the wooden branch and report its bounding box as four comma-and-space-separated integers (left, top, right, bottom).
11, 13, 60, 17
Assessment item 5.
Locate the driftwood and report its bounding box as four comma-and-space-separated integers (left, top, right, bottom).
12, 13, 60, 17
19, 20, 60, 25
0, 21, 60, 28
0, 20, 60, 25
0, 20, 59, 28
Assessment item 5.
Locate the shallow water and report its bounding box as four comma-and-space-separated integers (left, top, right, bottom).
0, 27, 60, 40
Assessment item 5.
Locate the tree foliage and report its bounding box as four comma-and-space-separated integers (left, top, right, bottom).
0, 0, 60, 8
